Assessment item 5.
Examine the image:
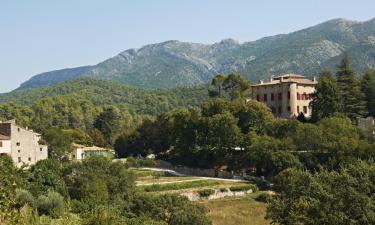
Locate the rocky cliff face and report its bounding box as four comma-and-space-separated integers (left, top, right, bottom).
19, 18, 375, 90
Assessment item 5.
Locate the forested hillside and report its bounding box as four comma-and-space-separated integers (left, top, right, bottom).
0, 78, 209, 133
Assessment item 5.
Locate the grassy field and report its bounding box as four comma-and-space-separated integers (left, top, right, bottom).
199, 193, 270, 225
132, 168, 270, 225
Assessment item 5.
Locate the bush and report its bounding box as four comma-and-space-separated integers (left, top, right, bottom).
198, 189, 215, 198
219, 187, 228, 192
126, 157, 157, 168
255, 192, 273, 203
15, 189, 35, 208
229, 184, 258, 192
36, 191, 65, 218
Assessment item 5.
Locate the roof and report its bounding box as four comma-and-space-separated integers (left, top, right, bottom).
0, 134, 10, 140
72, 143, 114, 152
252, 74, 317, 87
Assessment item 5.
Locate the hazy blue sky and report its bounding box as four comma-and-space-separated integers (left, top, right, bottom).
1, 0, 374, 93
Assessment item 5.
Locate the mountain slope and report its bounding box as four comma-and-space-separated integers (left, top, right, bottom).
19, 18, 375, 90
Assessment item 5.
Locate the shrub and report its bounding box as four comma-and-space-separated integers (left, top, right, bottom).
229, 184, 258, 192
255, 192, 273, 203
198, 189, 215, 198
219, 187, 228, 192
15, 189, 35, 208
36, 191, 65, 218
126, 157, 157, 168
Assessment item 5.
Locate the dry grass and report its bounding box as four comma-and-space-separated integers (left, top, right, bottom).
199, 193, 270, 225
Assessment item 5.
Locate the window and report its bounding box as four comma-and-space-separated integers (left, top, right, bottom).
278, 106, 282, 114
256, 95, 260, 101
302, 92, 307, 100
271, 107, 276, 113
16, 142, 20, 146
72, 154, 76, 159
0, 141, 2, 147
40, 148, 43, 152
297, 93, 301, 100
288, 91, 290, 99
28, 157, 31, 162
278, 93, 282, 100
287, 106, 291, 112
271, 93, 274, 101
297, 106, 300, 113
303, 106, 308, 114
18, 157, 21, 163
263, 94, 267, 101
17, 128, 20, 132
18, 150, 20, 153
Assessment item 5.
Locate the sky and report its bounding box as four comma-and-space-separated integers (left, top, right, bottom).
0, 0, 374, 93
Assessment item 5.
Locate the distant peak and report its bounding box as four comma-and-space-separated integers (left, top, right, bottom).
219, 38, 240, 45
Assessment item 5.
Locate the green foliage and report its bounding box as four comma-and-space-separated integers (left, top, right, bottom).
94, 106, 124, 145
255, 193, 273, 203
131, 194, 211, 225
336, 52, 367, 120
311, 70, 341, 121
125, 157, 157, 168
15, 189, 35, 208
35, 191, 65, 218
63, 157, 135, 206
229, 184, 258, 192
361, 69, 375, 117
267, 161, 375, 225
27, 159, 68, 197
198, 189, 215, 198
209, 72, 251, 101
44, 127, 73, 160
0, 155, 25, 222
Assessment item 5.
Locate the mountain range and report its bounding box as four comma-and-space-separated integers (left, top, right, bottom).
19, 18, 375, 90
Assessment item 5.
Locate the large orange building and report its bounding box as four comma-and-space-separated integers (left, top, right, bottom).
252, 74, 317, 118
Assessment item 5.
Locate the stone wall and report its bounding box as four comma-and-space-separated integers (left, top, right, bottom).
181, 188, 254, 201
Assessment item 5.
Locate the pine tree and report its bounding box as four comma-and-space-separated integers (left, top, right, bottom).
336, 53, 366, 120
361, 70, 375, 117
310, 70, 341, 122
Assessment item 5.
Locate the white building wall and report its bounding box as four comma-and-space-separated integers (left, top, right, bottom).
0, 140, 11, 154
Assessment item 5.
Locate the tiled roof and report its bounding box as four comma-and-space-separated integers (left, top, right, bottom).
252, 74, 317, 86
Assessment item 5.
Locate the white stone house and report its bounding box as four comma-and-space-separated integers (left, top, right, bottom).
0, 120, 48, 167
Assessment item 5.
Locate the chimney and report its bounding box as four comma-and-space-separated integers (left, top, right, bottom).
259, 80, 264, 84
270, 75, 274, 82
313, 76, 317, 82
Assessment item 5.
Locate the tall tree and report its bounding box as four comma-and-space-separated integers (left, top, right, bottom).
209, 72, 251, 101
361, 70, 375, 117
222, 72, 251, 101
310, 70, 341, 121
94, 106, 123, 145
209, 74, 226, 98
336, 53, 366, 120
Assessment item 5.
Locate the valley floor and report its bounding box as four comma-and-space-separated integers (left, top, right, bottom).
132, 168, 270, 225
199, 194, 270, 225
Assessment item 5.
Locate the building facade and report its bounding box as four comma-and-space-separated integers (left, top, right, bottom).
252, 74, 317, 118
0, 120, 48, 167
71, 143, 114, 161
357, 117, 375, 139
